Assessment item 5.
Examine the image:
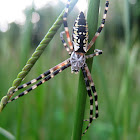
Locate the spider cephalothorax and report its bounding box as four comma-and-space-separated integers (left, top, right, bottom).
70, 52, 85, 73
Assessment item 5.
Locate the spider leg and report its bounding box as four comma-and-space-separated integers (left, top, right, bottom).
63, 0, 73, 51
83, 50, 102, 122
7, 59, 71, 103
87, 0, 109, 51
60, 31, 71, 55
83, 64, 99, 122
81, 64, 99, 136
86, 49, 103, 59
9, 59, 70, 96
81, 65, 94, 136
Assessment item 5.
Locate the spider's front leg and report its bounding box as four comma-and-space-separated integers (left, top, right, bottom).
81, 64, 99, 136
84, 64, 99, 119
7, 59, 71, 103
8, 59, 71, 97
81, 65, 94, 136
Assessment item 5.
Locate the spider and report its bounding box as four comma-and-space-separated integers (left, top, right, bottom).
6, 0, 109, 136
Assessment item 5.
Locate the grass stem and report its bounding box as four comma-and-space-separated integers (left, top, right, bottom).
72, 0, 100, 139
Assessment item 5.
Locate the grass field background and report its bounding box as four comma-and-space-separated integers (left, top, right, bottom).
0, 0, 140, 139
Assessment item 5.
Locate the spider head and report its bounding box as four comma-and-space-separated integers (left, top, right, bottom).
70, 52, 85, 74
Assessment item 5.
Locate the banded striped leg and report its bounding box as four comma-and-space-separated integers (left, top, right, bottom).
9, 59, 70, 96
86, 49, 103, 59
60, 31, 71, 55
83, 64, 99, 122
87, 0, 109, 51
63, 0, 73, 51
8, 59, 71, 102
81, 65, 94, 136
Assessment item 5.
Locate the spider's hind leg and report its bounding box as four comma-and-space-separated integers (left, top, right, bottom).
87, 0, 109, 51
60, 31, 71, 55
63, 0, 73, 52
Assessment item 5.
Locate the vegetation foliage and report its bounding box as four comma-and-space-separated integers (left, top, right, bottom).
0, 0, 140, 139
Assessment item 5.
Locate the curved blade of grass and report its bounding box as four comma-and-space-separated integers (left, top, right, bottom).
72, 0, 100, 139
0, 127, 15, 140
0, 0, 78, 112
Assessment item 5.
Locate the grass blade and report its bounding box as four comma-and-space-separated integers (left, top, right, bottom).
0, 0, 78, 112
0, 127, 15, 140
72, 0, 100, 139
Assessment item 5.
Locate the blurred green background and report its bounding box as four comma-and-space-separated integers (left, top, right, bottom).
0, 0, 140, 139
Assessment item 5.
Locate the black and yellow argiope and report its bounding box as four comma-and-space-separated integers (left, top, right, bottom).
6, 0, 109, 136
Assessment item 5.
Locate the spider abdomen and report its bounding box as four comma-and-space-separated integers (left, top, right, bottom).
72, 12, 88, 53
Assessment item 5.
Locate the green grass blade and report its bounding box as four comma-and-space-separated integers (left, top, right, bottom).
0, 0, 78, 112
0, 127, 15, 140
72, 0, 100, 139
